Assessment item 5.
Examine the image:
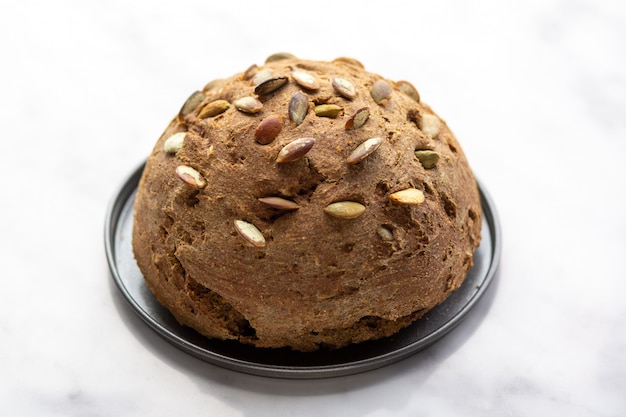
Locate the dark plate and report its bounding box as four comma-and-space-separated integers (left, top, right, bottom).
105, 162, 501, 379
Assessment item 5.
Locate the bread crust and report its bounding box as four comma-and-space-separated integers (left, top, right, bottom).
132, 57, 482, 351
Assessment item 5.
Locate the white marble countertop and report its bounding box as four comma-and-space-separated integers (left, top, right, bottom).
2, 0, 625, 415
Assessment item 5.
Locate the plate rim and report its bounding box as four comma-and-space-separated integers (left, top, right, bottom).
105, 162, 502, 379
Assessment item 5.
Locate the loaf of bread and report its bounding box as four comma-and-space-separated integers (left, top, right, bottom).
132, 54, 482, 351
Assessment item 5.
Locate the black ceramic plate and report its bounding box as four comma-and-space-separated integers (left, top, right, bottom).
105, 162, 501, 379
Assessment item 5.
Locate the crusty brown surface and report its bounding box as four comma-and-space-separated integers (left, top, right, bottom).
132, 56, 482, 351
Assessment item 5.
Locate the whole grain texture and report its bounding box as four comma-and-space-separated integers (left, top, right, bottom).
132, 55, 482, 351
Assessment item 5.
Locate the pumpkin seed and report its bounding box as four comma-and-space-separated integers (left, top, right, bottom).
163, 132, 186, 154
420, 113, 441, 138
198, 100, 230, 118
291, 69, 320, 90
314, 104, 342, 118
332, 77, 357, 99
332, 57, 365, 69
242, 64, 259, 81
346, 137, 382, 164
370, 80, 392, 105
265, 52, 297, 63
377, 225, 394, 241
251, 69, 273, 86
396, 80, 420, 103
414, 150, 440, 169
202, 79, 226, 93
288, 92, 309, 126
254, 76, 288, 95
258, 196, 300, 211
276, 137, 315, 163
389, 188, 425, 205
323, 201, 366, 219
234, 220, 266, 248
175, 165, 206, 189
345, 106, 369, 129
178, 91, 205, 118
255, 114, 283, 145
234, 96, 263, 114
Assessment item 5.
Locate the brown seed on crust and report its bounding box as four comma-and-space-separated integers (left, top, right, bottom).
175, 165, 206, 188
254, 76, 289, 96
314, 104, 343, 118
198, 100, 230, 119
345, 106, 369, 129
234, 220, 266, 248
389, 188, 425, 205
414, 150, 440, 169
332, 77, 357, 99
265, 52, 297, 63
234, 96, 263, 114
276, 137, 315, 163
346, 137, 383, 164
288, 92, 309, 126
291, 69, 320, 90
396, 80, 420, 103
178, 91, 206, 119
258, 196, 300, 211
324, 201, 366, 219
371, 80, 392, 105
255, 114, 283, 145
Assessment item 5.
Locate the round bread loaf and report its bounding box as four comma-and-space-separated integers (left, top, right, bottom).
132, 54, 482, 351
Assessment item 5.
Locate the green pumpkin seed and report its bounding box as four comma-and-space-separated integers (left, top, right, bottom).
324, 201, 366, 219
414, 150, 440, 169
314, 104, 343, 118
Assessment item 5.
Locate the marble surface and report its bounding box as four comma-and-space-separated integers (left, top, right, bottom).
1, 0, 625, 415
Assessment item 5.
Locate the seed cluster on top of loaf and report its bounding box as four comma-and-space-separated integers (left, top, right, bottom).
132, 53, 482, 351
